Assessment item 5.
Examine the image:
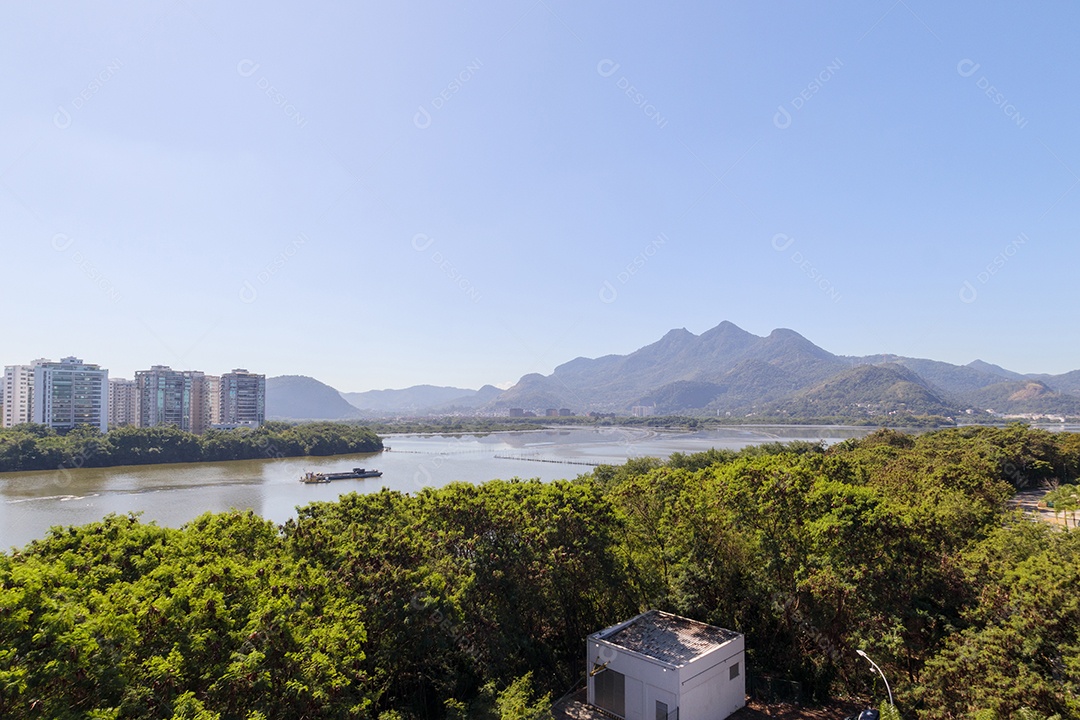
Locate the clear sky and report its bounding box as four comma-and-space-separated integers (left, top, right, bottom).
2, 2, 1077, 391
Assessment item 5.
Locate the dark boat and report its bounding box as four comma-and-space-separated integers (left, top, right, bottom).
300, 467, 383, 484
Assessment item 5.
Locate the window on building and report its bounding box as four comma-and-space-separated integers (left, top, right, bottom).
730, 661, 740, 680
656, 701, 669, 720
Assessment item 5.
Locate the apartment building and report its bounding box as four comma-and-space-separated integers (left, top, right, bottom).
32, 357, 109, 432
219, 369, 265, 427
135, 366, 217, 433
2, 362, 40, 427
108, 378, 138, 427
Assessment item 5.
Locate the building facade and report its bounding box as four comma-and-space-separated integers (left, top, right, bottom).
136, 366, 190, 430
135, 366, 217, 433
219, 369, 265, 427
108, 378, 138, 427
587, 610, 745, 720
2, 363, 38, 427
203, 375, 221, 428
32, 357, 109, 432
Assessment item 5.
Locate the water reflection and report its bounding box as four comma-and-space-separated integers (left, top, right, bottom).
1, 425, 876, 550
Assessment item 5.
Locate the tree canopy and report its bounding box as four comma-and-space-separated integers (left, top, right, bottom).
1, 424, 1078, 718
0, 422, 382, 473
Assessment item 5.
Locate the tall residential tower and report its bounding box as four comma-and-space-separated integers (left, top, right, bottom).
219, 369, 265, 427
108, 378, 138, 427
32, 357, 109, 432
2, 363, 40, 427
135, 366, 215, 433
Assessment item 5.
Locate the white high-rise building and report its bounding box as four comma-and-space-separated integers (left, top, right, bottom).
3, 362, 46, 428
32, 357, 109, 432
108, 378, 138, 427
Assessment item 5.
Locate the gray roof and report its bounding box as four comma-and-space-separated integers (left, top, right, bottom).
597, 611, 740, 666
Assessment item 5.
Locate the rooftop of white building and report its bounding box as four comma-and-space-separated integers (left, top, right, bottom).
593, 610, 740, 667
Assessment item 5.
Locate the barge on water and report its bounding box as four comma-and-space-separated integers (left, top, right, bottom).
300, 467, 383, 484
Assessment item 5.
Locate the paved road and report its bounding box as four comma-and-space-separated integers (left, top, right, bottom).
1011, 488, 1073, 528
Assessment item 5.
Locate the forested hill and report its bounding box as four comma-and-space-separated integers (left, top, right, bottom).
2, 425, 1079, 718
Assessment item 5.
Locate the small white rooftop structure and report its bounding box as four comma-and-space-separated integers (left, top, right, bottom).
587, 610, 745, 720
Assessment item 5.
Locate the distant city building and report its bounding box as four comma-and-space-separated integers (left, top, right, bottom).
188, 372, 215, 435
203, 375, 221, 427
108, 378, 138, 427
219, 369, 265, 427
3, 362, 42, 427
546, 408, 559, 417
32, 357, 108, 432
137, 366, 190, 430
631, 405, 656, 417
135, 366, 218, 433
509, 408, 525, 417
558, 408, 573, 417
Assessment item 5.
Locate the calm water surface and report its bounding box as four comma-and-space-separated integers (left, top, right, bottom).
1, 425, 876, 550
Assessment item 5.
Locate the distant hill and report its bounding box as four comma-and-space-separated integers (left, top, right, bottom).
266, 376, 363, 421
850, 355, 1008, 396
768, 364, 954, 419
1027, 370, 1080, 396
491, 322, 847, 412
428, 384, 504, 413
635, 359, 803, 414
967, 359, 1027, 382
958, 380, 1080, 416
341, 385, 498, 415
267, 321, 1080, 422
488, 322, 1080, 419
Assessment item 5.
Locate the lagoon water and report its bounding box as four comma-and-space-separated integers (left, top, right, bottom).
0, 425, 876, 550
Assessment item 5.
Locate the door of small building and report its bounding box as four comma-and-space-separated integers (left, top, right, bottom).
595, 668, 626, 718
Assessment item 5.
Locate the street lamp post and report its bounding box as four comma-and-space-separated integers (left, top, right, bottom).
855, 649, 894, 708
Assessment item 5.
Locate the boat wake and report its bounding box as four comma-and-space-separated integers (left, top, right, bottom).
7, 493, 101, 504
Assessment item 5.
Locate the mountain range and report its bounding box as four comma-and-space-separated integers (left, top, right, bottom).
265, 322, 1080, 421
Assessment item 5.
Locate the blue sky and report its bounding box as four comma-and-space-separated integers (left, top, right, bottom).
2, 2, 1077, 391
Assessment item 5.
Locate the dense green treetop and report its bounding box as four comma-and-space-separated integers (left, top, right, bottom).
1, 424, 1078, 718
0, 422, 382, 473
